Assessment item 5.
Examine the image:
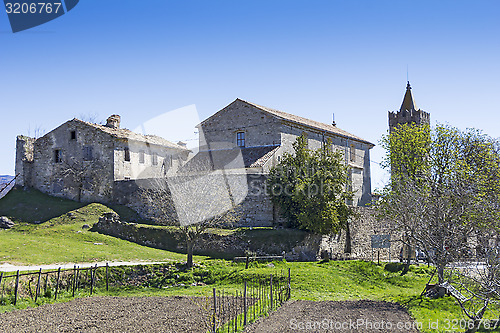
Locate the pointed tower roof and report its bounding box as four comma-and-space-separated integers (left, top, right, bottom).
400, 81, 417, 112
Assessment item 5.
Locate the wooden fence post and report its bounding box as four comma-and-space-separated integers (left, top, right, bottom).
90, 265, 96, 295
0, 272, 3, 294
54, 267, 61, 300
75, 266, 79, 291
106, 263, 109, 291
212, 287, 217, 333
72, 265, 77, 297
234, 290, 238, 332
35, 268, 42, 302
14, 270, 19, 305
244, 281, 247, 325
288, 268, 291, 300
270, 274, 273, 310
44, 274, 48, 294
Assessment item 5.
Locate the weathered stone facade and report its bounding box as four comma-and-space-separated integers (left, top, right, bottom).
198, 99, 374, 207
189, 99, 375, 227
15, 115, 189, 203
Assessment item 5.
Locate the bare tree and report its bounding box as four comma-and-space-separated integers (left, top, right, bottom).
378, 125, 500, 283
78, 113, 104, 125
141, 151, 247, 268
443, 246, 500, 333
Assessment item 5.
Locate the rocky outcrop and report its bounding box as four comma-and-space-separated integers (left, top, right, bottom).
0, 216, 14, 229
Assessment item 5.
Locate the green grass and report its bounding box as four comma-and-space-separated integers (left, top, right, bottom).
0, 259, 491, 332
0, 189, 203, 265
0, 189, 491, 331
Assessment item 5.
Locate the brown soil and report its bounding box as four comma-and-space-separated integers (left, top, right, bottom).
0, 297, 421, 333
0, 296, 212, 333
244, 300, 421, 333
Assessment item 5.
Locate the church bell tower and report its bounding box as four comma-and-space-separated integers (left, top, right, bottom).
388, 82, 430, 132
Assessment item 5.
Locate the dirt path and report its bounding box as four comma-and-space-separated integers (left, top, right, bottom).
0, 296, 211, 333
244, 300, 421, 333
0, 261, 172, 273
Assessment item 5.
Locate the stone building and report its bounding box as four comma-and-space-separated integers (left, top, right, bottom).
388, 81, 430, 131
190, 98, 375, 226
15, 115, 189, 203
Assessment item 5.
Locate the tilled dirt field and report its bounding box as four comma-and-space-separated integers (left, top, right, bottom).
0, 296, 212, 333
244, 300, 421, 333
0, 297, 421, 332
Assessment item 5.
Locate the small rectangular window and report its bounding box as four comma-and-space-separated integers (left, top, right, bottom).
152, 152, 158, 165
163, 155, 172, 174
83, 146, 93, 160
54, 149, 62, 163
124, 147, 130, 162
236, 132, 245, 147
139, 150, 145, 164
70, 131, 76, 140
350, 144, 356, 162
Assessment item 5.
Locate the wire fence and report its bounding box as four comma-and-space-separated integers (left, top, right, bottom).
199, 268, 291, 333
0, 263, 112, 305
1, 263, 292, 333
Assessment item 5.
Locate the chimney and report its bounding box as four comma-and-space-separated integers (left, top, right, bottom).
332, 113, 336, 126
106, 115, 121, 129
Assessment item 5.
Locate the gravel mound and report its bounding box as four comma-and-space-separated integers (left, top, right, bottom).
0, 296, 211, 333
244, 300, 421, 332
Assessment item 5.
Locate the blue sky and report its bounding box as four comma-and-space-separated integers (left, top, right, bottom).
1, 0, 499, 190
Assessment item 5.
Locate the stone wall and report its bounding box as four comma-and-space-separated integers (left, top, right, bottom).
29, 120, 115, 203
92, 212, 316, 260
92, 207, 400, 262
320, 207, 400, 260
15, 136, 35, 187
112, 174, 278, 227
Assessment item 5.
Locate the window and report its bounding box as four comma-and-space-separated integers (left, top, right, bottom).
350, 144, 356, 162
163, 155, 173, 175
124, 147, 130, 162
236, 132, 245, 147
83, 146, 93, 160
54, 149, 62, 163
152, 152, 158, 166
139, 150, 145, 164
70, 131, 76, 140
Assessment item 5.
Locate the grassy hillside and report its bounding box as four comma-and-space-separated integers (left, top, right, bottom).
0, 260, 470, 332
0, 188, 198, 265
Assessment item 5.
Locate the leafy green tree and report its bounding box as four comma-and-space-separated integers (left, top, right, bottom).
381, 122, 431, 183
378, 124, 500, 284
267, 135, 353, 234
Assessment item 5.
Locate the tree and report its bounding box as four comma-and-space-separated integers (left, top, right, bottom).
267, 135, 354, 234
141, 155, 245, 268
377, 124, 500, 283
